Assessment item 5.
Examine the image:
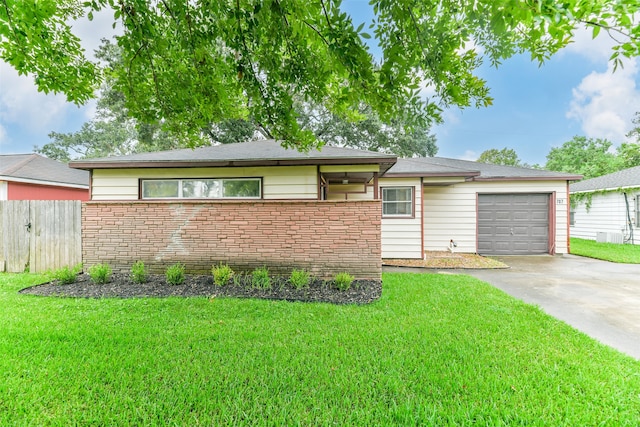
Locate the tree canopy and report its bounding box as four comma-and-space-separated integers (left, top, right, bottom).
4, 1, 640, 150
34, 40, 181, 161
477, 147, 522, 167
545, 136, 620, 179
35, 39, 437, 160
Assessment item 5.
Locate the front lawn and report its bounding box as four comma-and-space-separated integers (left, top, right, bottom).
1, 272, 639, 425
570, 237, 640, 263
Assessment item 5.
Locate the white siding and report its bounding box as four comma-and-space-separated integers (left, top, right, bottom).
0, 181, 7, 200
91, 166, 318, 200
423, 180, 571, 254
326, 184, 374, 200
379, 178, 422, 258
571, 190, 640, 244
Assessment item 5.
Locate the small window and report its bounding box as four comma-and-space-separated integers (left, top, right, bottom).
382, 187, 413, 217
636, 195, 640, 227
142, 178, 261, 199
142, 180, 179, 198
570, 210, 575, 226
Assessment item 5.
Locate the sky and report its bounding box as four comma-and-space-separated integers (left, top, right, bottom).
1, 4, 639, 167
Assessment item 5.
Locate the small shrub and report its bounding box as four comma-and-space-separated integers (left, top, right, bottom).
53, 264, 82, 285
166, 262, 185, 285
212, 263, 234, 286
251, 266, 271, 289
89, 263, 112, 284
289, 268, 310, 289
334, 272, 354, 291
233, 272, 245, 287
130, 261, 148, 284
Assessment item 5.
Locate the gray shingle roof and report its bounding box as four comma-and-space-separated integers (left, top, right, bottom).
570, 165, 640, 193
0, 154, 89, 187
68, 140, 582, 182
386, 157, 581, 180
69, 140, 397, 170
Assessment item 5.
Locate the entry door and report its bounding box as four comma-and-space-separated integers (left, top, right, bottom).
477, 194, 549, 255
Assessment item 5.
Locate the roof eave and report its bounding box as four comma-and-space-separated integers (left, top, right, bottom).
382, 171, 481, 179
473, 175, 583, 182
0, 175, 89, 189
69, 156, 397, 170
570, 184, 640, 194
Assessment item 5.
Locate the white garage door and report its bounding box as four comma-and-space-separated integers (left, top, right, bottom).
478, 193, 549, 255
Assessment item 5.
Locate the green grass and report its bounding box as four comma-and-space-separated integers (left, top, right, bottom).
570, 237, 640, 263
1, 272, 639, 426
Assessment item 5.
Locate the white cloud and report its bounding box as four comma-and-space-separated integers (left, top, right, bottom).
566, 59, 640, 144
70, 8, 120, 59
0, 123, 7, 145
0, 8, 119, 149
0, 64, 71, 133
561, 25, 618, 63
459, 150, 478, 161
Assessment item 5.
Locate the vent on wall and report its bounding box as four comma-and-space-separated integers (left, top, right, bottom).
596, 232, 623, 244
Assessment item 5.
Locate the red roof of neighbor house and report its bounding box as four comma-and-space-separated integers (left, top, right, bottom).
0, 154, 89, 188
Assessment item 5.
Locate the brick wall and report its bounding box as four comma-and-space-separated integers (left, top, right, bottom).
82, 200, 382, 279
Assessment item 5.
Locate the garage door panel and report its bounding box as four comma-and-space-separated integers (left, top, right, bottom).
531, 211, 548, 221
512, 211, 533, 221
478, 194, 549, 255
494, 226, 512, 236
531, 226, 548, 237
495, 211, 512, 221
512, 226, 531, 235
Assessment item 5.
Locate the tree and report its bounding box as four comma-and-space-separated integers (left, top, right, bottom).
298, 103, 437, 157
545, 136, 620, 179
616, 143, 640, 169
37, 38, 437, 159
6, 1, 640, 150
620, 114, 640, 169
35, 40, 182, 161
477, 148, 522, 166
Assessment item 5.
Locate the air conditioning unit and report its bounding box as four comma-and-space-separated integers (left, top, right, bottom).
608, 233, 624, 244
596, 232, 624, 244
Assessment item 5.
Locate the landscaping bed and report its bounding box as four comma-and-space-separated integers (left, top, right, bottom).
384, 251, 508, 269
19, 272, 382, 304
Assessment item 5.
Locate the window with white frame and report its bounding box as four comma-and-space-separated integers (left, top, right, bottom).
381, 187, 413, 217
141, 178, 261, 199
636, 195, 640, 227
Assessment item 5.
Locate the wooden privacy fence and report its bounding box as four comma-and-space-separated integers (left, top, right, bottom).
0, 200, 82, 273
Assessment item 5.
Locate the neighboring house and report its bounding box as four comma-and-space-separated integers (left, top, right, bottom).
570, 166, 640, 245
0, 154, 89, 200
69, 140, 580, 279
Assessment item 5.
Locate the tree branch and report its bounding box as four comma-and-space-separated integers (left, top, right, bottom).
580, 19, 638, 43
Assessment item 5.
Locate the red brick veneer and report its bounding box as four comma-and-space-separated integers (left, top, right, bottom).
82, 200, 381, 279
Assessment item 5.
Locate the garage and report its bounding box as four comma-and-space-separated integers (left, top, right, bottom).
477, 193, 550, 255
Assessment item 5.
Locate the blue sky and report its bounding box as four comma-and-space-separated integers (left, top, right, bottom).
1, 4, 639, 166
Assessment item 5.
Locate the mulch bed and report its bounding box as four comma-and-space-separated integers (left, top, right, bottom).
19, 273, 382, 305
383, 251, 508, 269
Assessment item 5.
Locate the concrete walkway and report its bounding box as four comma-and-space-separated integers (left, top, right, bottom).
385, 255, 640, 360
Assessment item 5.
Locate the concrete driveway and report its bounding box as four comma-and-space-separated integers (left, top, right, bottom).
386, 255, 640, 359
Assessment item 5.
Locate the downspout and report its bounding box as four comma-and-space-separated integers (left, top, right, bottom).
420, 177, 424, 259
624, 192, 635, 244
549, 192, 556, 255
566, 182, 571, 254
